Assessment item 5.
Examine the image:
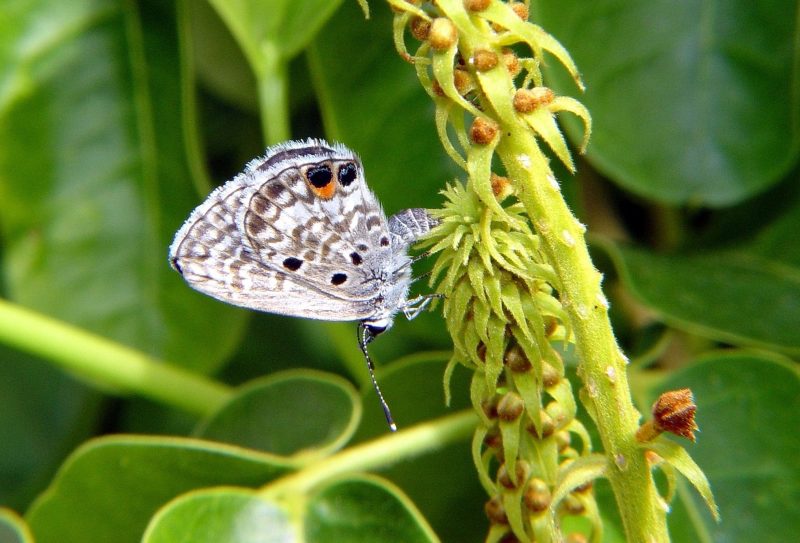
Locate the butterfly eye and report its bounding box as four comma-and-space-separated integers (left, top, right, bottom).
331, 273, 348, 285
338, 163, 358, 186
306, 165, 333, 188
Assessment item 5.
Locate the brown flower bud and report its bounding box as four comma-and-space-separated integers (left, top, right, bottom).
470, 117, 499, 145
513, 87, 555, 113
497, 391, 524, 421
561, 493, 585, 515
504, 343, 531, 372
409, 17, 431, 41
636, 388, 698, 442
502, 49, 520, 77
542, 362, 561, 388
498, 460, 529, 489
485, 495, 508, 525
429, 18, 458, 51
510, 2, 529, 21
523, 478, 551, 512
465, 0, 491, 11
473, 48, 499, 71
453, 68, 472, 95
491, 173, 512, 199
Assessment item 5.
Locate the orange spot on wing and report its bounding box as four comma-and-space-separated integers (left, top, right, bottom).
310, 181, 336, 200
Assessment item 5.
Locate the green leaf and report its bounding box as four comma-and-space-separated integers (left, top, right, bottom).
195, 370, 361, 459
646, 439, 719, 522
0, 508, 33, 543
645, 352, 800, 541
604, 241, 800, 354
0, 0, 246, 372
0, 346, 101, 509
538, 0, 800, 206
143, 489, 291, 543
26, 436, 293, 543
305, 475, 438, 542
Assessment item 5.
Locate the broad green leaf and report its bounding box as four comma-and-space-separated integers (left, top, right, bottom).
195, 370, 361, 459
645, 352, 800, 541
0, 346, 101, 509
604, 241, 800, 354
144, 489, 292, 543
305, 475, 438, 542
26, 436, 294, 543
537, 0, 800, 206
0, 0, 246, 372
0, 508, 33, 543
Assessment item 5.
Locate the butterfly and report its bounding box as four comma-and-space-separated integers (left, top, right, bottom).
168, 139, 439, 430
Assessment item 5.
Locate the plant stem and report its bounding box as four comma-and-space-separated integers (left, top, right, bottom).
498, 133, 669, 541
260, 410, 477, 497
257, 42, 291, 145
0, 298, 232, 416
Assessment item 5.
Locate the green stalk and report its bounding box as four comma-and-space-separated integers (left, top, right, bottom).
498, 134, 669, 541
257, 41, 291, 145
0, 298, 232, 416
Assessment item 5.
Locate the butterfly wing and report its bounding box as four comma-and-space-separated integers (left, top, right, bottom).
169, 168, 374, 321
240, 142, 394, 302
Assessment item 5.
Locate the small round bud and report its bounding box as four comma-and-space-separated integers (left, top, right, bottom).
502, 49, 521, 77
637, 388, 698, 442
410, 17, 431, 41
497, 460, 529, 489
483, 429, 502, 449
562, 494, 585, 515
497, 391, 525, 421
504, 343, 531, 373
465, 0, 490, 11
527, 410, 554, 438
470, 117, 499, 145
566, 534, 589, 543
484, 495, 508, 525
429, 18, 458, 51
510, 2, 529, 21
453, 68, 472, 95
481, 395, 499, 419
523, 478, 551, 512
542, 362, 561, 388
513, 87, 555, 113
473, 48, 499, 71
491, 173, 512, 199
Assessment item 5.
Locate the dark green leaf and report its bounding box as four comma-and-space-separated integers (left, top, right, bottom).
605, 241, 800, 354
143, 489, 291, 543
195, 370, 361, 458
538, 0, 800, 206
0, 346, 101, 509
26, 436, 293, 543
305, 475, 438, 542
646, 352, 800, 541
0, 0, 246, 372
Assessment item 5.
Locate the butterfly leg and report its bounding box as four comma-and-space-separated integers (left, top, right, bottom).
401, 293, 444, 320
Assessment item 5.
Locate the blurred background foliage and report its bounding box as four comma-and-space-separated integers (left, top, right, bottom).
0, 0, 798, 542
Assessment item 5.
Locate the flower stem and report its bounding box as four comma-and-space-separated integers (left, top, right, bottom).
0, 298, 232, 416
498, 133, 669, 541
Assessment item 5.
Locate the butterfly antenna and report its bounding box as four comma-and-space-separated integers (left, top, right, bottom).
357, 323, 397, 432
